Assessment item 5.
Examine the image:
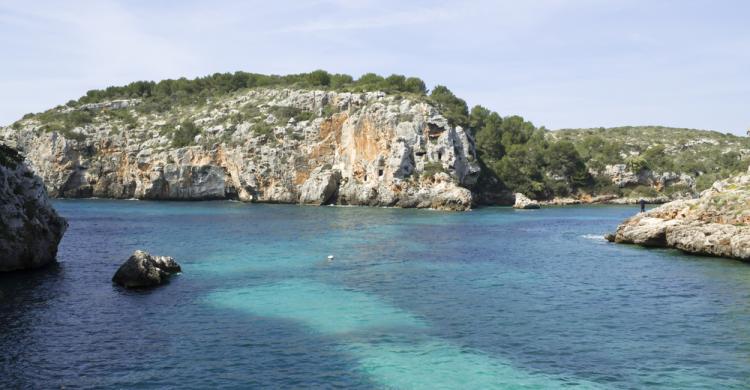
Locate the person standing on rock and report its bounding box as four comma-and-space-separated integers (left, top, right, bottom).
639, 198, 646, 213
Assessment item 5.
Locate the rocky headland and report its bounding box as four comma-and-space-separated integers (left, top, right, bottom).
607, 167, 750, 261
0, 144, 67, 271
1, 89, 479, 211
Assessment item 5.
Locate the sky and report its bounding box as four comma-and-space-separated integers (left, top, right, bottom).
0, 0, 748, 134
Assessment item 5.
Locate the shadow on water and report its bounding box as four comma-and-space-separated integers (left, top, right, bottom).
0, 261, 64, 304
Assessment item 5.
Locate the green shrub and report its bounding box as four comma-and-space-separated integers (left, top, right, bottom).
591, 176, 621, 195
172, 121, 201, 147
269, 106, 314, 123
321, 103, 340, 118
696, 173, 720, 191
641, 144, 674, 172
252, 122, 274, 137
355, 73, 385, 90
60, 129, 87, 142
306, 70, 331, 86
330, 74, 354, 88
229, 105, 262, 124
404, 77, 427, 94
544, 141, 591, 189
421, 161, 446, 178
65, 110, 94, 127
469, 105, 491, 136
429, 86, 468, 129
106, 109, 138, 129
625, 155, 649, 172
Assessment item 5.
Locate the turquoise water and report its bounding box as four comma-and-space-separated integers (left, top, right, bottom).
1, 200, 750, 389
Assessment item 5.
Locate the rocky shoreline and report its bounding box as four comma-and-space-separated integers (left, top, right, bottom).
538, 194, 683, 206
607, 167, 750, 261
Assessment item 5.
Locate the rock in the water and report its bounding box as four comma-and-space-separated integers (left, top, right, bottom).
0, 144, 67, 272
513, 193, 540, 209
112, 250, 182, 288
609, 168, 750, 261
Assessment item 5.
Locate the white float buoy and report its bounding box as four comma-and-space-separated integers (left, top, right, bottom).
327, 255, 334, 261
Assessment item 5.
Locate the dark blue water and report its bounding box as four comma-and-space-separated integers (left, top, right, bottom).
1, 200, 749, 389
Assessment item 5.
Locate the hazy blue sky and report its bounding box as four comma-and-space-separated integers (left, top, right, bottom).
1, 0, 748, 134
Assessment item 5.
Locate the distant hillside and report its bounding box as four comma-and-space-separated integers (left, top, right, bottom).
549, 126, 750, 192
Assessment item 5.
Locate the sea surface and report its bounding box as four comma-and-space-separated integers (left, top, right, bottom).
1, 200, 750, 389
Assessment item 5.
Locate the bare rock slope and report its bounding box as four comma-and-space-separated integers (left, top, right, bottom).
0, 145, 67, 271
608, 167, 750, 260
1, 89, 480, 210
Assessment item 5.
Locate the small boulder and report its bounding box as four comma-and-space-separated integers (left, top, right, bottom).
513, 193, 540, 209
112, 250, 181, 288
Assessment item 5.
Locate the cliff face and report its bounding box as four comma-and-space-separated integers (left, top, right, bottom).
0, 145, 67, 271
608, 167, 750, 260
1, 89, 480, 210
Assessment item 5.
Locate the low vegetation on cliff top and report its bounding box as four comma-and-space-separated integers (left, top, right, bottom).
9, 70, 750, 200
75, 70, 428, 112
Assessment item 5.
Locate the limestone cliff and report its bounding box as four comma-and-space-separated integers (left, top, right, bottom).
0, 144, 67, 271
608, 167, 750, 260
1, 89, 480, 210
